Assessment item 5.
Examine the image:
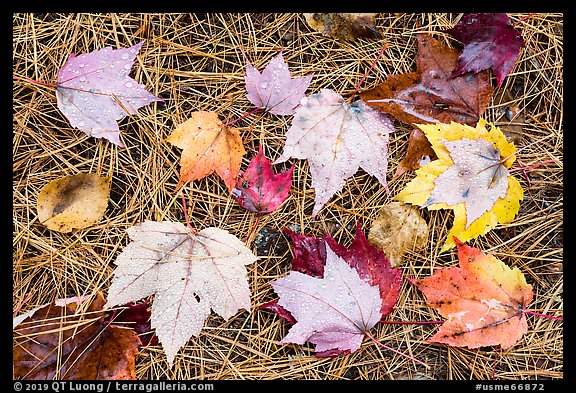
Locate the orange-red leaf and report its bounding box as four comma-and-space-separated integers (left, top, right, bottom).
409, 238, 533, 349
167, 111, 246, 191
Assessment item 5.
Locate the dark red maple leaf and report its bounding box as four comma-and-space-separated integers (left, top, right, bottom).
261, 222, 402, 357
326, 222, 403, 318
445, 13, 525, 88
112, 300, 158, 346
231, 145, 293, 214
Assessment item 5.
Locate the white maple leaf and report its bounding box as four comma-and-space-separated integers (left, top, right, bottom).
422, 137, 509, 227
105, 221, 258, 366
275, 88, 396, 216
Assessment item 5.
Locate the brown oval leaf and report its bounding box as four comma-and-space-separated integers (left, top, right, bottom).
304, 13, 381, 41
36, 173, 111, 233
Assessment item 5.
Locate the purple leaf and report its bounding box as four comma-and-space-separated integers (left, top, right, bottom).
56, 41, 163, 147
245, 52, 313, 116
445, 13, 525, 88
231, 145, 293, 213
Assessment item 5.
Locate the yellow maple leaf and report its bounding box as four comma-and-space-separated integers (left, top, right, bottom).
395, 119, 524, 251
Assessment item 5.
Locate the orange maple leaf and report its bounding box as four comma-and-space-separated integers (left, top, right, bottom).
167, 111, 246, 191
409, 237, 533, 349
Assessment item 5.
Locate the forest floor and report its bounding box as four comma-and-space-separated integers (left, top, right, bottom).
13, 13, 562, 380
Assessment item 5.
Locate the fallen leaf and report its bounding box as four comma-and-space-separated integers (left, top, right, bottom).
271, 244, 382, 356
245, 52, 313, 115
105, 221, 258, 366
282, 227, 329, 278
112, 300, 158, 346
368, 201, 429, 266
264, 222, 402, 356
326, 222, 402, 318
167, 111, 246, 191
394, 128, 438, 178
445, 13, 525, 88
56, 41, 163, 147
304, 13, 381, 41
409, 238, 533, 349
395, 119, 524, 251
275, 88, 396, 216
231, 145, 294, 213
36, 173, 111, 233
13, 294, 140, 380
360, 34, 494, 126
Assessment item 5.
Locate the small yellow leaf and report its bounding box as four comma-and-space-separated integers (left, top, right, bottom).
368, 202, 429, 266
36, 173, 111, 233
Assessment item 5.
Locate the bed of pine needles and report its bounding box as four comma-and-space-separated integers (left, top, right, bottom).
12, 13, 563, 380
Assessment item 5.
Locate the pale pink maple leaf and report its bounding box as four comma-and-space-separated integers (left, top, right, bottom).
271, 243, 382, 355
275, 88, 396, 216
245, 52, 313, 116
56, 41, 163, 147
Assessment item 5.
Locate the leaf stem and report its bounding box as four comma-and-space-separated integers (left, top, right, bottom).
241, 111, 265, 145
363, 329, 430, 369
513, 13, 535, 26
522, 310, 563, 321
13, 75, 57, 89
226, 107, 262, 126
13, 292, 33, 317
381, 320, 444, 325
180, 195, 195, 233
244, 214, 261, 244
352, 44, 388, 97
509, 159, 555, 173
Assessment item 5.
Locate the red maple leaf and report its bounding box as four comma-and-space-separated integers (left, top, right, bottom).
231, 145, 293, 214
262, 222, 402, 356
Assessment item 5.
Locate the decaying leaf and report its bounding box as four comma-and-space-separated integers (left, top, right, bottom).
167, 111, 246, 191
13, 294, 140, 380
361, 34, 494, 126
36, 173, 111, 233
231, 145, 294, 213
304, 13, 381, 41
445, 13, 525, 88
493, 89, 526, 144
275, 88, 395, 216
105, 221, 258, 366
56, 41, 163, 147
394, 128, 438, 178
264, 223, 402, 356
245, 52, 313, 115
395, 119, 524, 251
409, 238, 533, 349
368, 201, 429, 266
